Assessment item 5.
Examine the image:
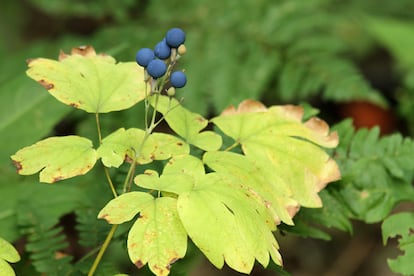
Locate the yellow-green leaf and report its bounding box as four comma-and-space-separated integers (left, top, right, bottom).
0, 236, 20, 276
0, 237, 20, 263
177, 173, 281, 273
211, 100, 340, 207
152, 95, 222, 151
26, 46, 146, 113
97, 128, 189, 168
10, 136, 96, 183
98, 193, 187, 276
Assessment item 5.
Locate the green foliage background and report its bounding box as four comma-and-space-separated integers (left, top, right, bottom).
1, 0, 414, 275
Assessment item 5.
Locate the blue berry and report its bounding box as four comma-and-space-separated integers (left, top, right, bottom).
166, 28, 186, 48
147, 59, 167, 78
154, 39, 171, 59
170, 71, 187, 88
135, 48, 155, 67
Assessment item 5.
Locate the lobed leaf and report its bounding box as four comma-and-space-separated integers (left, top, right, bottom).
97, 128, 189, 168
26, 46, 146, 113
136, 155, 282, 273
152, 95, 222, 151
99, 193, 187, 276
10, 135, 97, 183
382, 212, 414, 275
177, 172, 282, 273
211, 100, 340, 208
0, 237, 20, 263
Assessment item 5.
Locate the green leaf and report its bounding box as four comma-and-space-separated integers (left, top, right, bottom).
97, 192, 153, 224
152, 95, 222, 151
382, 212, 414, 275
0, 259, 15, 276
137, 155, 282, 274
97, 128, 189, 168
177, 172, 281, 273
333, 120, 414, 222
135, 154, 204, 195
11, 135, 97, 183
211, 100, 340, 208
26, 46, 146, 113
98, 193, 187, 276
203, 151, 298, 225
0, 237, 20, 263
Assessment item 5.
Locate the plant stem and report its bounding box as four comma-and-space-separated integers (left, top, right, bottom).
95, 112, 118, 197
87, 224, 118, 276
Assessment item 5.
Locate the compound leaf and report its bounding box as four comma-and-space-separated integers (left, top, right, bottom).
136, 155, 282, 274
211, 100, 340, 208
152, 95, 222, 151
382, 212, 414, 275
26, 46, 146, 113
11, 136, 97, 183
97, 128, 189, 168
99, 193, 187, 276
177, 172, 281, 273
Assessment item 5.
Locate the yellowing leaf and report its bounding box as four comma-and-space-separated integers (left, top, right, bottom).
97, 128, 189, 168
97, 192, 153, 224
177, 173, 282, 273
99, 193, 187, 276
0, 237, 20, 263
136, 155, 282, 274
135, 155, 204, 194
11, 136, 96, 183
211, 100, 340, 207
203, 151, 299, 225
26, 46, 146, 113
152, 96, 222, 151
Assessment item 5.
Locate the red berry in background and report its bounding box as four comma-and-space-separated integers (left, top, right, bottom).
338, 101, 396, 135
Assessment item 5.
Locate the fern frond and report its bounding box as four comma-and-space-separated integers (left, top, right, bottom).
75, 207, 110, 248
278, 54, 387, 106
284, 119, 414, 238
330, 120, 414, 223
17, 204, 74, 276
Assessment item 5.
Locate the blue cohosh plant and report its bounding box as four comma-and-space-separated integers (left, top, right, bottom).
10, 28, 342, 276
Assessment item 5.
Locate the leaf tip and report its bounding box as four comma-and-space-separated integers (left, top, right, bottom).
221, 99, 267, 115
11, 158, 23, 173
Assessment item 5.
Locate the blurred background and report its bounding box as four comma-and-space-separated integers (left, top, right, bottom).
1, 0, 414, 275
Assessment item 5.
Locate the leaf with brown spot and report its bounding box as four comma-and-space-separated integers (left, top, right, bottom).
97, 128, 190, 168
211, 100, 340, 208
26, 46, 146, 113
98, 193, 187, 276
10, 136, 97, 183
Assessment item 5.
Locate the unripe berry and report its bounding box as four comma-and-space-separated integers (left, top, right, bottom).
170, 71, 187, 88
135, 48, 155, 67
166, 28, 186, 48
177, 44, 187, 55
147, 59, 167, 78
154, 39, 171, 59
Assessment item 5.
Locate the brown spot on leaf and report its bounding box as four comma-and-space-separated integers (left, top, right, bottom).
51, 176, 64, 183
69, 103, 80, 108
38, 79, 54, 90
71, 45, 96, 57
26, 58, 36, 65
135, 259, 145, 268
58, 50, 69, 61
280, 105, 304, 121
176, 142, 183, 146
12, 160, 22, 172
221, 99, 267, 115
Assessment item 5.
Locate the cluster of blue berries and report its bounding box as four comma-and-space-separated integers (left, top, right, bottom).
135, 28, 187, 95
